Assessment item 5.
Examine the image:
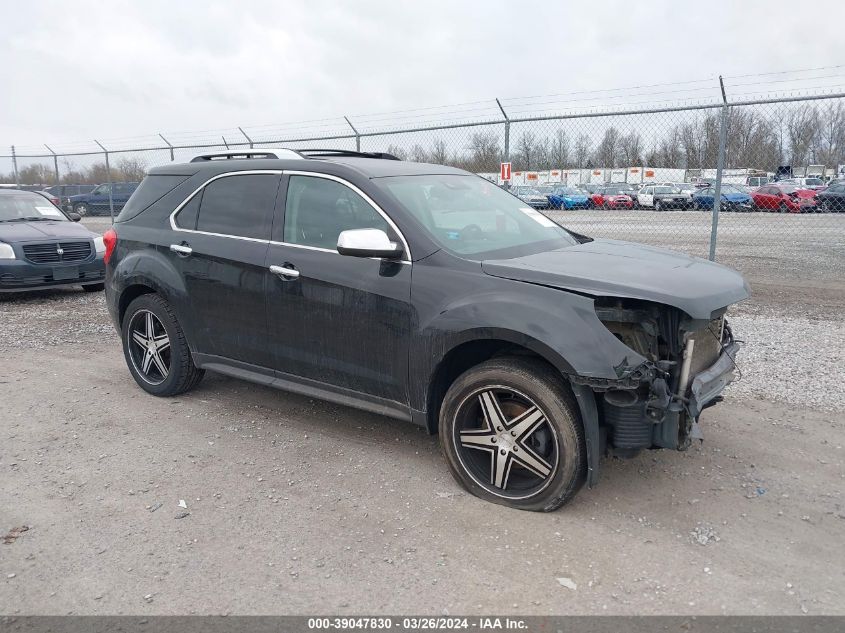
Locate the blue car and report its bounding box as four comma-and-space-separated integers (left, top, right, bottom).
691, 184, 754, 212
67, 181, 139, 217
547, 186, 591, 210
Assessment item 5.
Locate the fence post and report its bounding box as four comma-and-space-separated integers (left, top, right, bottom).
11, 146, 20, 189
159, 134, 175, 161
45, 145, 59, 185
238, 127, 254, 149
94, 140, 115, 223
709, 77, 729, 262
496, 99, 510, 189
344, 116, 360, 152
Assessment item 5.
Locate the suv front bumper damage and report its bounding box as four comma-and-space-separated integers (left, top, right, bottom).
688, 339, 740, 419
570, 320, 740, 460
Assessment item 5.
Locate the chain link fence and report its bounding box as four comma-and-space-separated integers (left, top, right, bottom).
2, 92, 844, 288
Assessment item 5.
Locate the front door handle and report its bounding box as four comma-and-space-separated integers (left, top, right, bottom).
269, 264, 300, 280
170, 243, 192, 256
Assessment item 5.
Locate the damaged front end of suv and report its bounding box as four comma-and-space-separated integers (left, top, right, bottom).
573, 297, 740, 468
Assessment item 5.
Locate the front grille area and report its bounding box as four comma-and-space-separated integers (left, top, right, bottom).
22, 241, 92, 264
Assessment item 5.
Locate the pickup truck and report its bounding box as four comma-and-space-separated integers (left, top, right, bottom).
67, 182, 139, 216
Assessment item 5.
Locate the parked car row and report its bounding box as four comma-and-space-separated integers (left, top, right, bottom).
38, 182, 140, 215
510, 178, 845, 213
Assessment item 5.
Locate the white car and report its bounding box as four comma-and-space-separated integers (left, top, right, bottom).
637, 185, 693, 210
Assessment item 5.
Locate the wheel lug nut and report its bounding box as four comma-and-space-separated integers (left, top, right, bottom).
500, 449, 506, 455
491, 438, 496, 443
510, 431, 516, 436
497, 426, 503, 431
513, 447, 518, 452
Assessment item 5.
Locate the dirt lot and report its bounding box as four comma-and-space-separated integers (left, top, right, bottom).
1, 214, 843, 615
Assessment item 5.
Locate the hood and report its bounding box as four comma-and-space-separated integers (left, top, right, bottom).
0, 220, 96, 243
481, 239, 750, 319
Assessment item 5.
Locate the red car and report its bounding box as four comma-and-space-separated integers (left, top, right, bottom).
751, 184, 818, 213
590, 185, 635, 209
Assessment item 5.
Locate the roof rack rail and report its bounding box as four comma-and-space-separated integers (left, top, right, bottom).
295, 149, 401, 161
190, 148, 304, 162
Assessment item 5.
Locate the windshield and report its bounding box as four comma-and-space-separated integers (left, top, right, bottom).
721, 185, 744, 194
0, 193, 67, 222
377, 175, 579, 258
604, 185, 630, 194
515, 187, 541, 196
654, 186, 674, 194
805, 178, 823, 186
535, 186, 554, 194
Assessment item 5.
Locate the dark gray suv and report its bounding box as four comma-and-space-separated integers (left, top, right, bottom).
103, 148, 748, 512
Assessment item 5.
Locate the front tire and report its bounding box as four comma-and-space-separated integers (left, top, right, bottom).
655, 200, 663, 212
121, 294, 204, 397
439, 357, 587, 512
73, 203, 89, 217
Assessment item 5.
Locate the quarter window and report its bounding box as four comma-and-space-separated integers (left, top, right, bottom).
195, 174, 280, 240
283, 175, 390, 250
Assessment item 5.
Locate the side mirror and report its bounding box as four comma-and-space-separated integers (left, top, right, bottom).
67, 212, 82, 222
337, 228, 403, 259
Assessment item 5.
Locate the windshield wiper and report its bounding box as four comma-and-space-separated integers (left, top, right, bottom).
4, 216, 55, 222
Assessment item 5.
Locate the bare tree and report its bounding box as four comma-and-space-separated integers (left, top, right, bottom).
514, 131, 539, 170
786, 105, 820, 165
573, 134, 591, 168
430, 139, 448, 165
115, 156, 148, 181
465, 132, 501, 172
546, 129, 570, 169
594, 127, 621, 167
17, 163, 53, 185
813, 101, 845, 167
409, 144, 429, 163
385, 144, 408, 161
619, 132, 642, 166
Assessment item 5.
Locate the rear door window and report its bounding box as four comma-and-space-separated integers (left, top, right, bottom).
196, 173, 280, 240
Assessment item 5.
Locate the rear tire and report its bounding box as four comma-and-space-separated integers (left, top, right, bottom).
73, 203, 89, 217
655, 200, 663, 212
82, 283, 104, 292
439, 356, 587, 512
121, 294, 204, 397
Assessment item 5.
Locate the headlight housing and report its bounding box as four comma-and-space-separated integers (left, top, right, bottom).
94, 236, 105, 254
0, 243, 15, 259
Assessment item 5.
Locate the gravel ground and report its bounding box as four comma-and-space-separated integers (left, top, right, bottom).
1, 215, 844, 615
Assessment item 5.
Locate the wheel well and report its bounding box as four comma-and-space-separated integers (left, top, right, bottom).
118, 284, 156, 327
425, 340, 557, 435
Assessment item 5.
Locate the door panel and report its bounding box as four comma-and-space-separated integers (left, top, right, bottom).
265, 245, 411, 404
172, 234, 271, 366
166, 172, 281, 366
264, 173, 412, 405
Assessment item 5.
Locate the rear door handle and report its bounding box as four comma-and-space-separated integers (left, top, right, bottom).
269, 264, 300, 280
170, 244, 192, 256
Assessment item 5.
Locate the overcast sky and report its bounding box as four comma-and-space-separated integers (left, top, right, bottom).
2, 0, 844, 152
